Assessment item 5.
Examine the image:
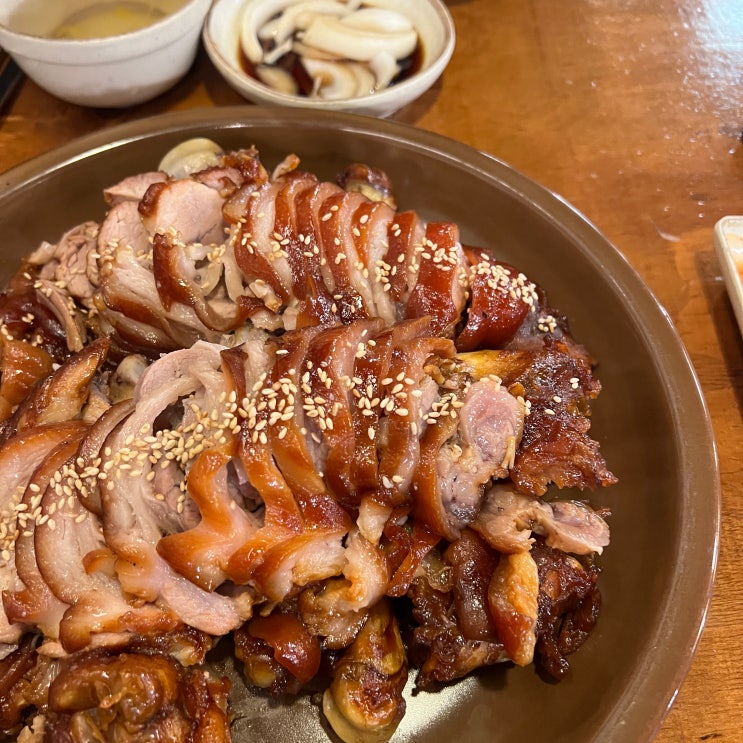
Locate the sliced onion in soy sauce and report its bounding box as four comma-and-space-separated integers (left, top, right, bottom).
237, 37, 423, 99
236, 2, 424, 100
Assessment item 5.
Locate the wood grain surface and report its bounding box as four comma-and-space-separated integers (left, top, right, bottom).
1, 1, 741, 740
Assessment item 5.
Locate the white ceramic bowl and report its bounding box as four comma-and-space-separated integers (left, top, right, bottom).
0, 0, 211, 108
203, 0, 456, 117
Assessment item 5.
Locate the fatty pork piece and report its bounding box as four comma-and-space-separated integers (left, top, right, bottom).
458, 325, 617, 497
0, 269, 84, 365
408, 530, 601, 687
472, 483, 611, 556
95, 340, 254, 637
233, 610, 322, 696
0, 339, 53, 424
0, 340, 113, 656
42, 650, 231, 742
0, 636, 55, 738
220, 316, 525, 602
323, 598, 408, 743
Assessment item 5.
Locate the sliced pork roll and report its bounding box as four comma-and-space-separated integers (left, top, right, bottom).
15, 147, 539, 360
97, 341, 250, 636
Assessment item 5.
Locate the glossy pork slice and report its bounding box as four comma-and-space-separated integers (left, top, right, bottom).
36, 148, 549, 358
152, 231, 250, 334
0, 339, 53, 423
98, 341, 247, 635
405, 222, 469, 337
3, 435, 85, 646
98, 200, 150, 260
0, 422, 86, 654
224, 330, 352, 602
271, 170, 322, 308
73, 399, 135, 516
7, 337, 109, 437
317, 190, 382, 322
0, 271, 85, 366
157, 444, 261, 592
140, 178, 226, 246
33, 447, 180, 654
97, 239, 220, 357
103, 170, 167, 206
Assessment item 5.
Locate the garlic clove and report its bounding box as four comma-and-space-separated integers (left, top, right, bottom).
158, 138, 223, 179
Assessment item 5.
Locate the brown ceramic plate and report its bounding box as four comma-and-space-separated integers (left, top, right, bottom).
0, 107, 719, 743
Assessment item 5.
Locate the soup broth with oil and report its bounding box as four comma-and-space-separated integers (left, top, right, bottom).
7, 0, 188, 39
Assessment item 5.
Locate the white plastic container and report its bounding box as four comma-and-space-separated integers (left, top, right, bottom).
714, 216, 743, 337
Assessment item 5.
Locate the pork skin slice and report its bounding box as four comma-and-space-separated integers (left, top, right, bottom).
0, 422, 86, 652
99, 342, 244, 635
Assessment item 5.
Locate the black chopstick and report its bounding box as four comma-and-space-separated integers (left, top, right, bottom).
0, 50, 23, 113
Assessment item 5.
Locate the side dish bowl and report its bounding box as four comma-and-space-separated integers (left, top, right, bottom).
714, 216, 743, 338
0, 107, 719, 743
203, 0, 456, 117
0, 0, 211, 107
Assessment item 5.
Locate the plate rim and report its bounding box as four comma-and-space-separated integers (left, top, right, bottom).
0, 106, 721, 743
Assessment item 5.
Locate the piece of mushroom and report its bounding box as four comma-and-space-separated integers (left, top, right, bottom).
240, 0, 418, 98
242, 0, 351, 63
262, 37, 294, 66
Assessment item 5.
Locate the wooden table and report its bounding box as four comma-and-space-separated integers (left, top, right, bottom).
1, 1, 740, 740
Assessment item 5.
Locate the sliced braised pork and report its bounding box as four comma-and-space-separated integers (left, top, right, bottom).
0, 143, 618, 742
